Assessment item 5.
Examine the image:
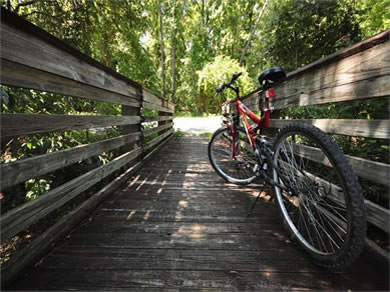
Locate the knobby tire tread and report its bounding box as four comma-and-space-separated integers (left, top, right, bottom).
272, 123, 367, 270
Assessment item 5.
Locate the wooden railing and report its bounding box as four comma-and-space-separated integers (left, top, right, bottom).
223, 30, 390, 255
0, 8, 174, 284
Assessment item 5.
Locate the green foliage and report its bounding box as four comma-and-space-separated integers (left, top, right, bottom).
174, 130, 185, 137
196, 55, 254, 113
2, 0, 389, 210
253, 0, 361, 72
356, 0, 390, 39
4, 0, 388, 112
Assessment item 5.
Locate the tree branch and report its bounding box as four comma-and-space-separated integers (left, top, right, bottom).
15, 0, 54, 13
20, 10, 64, 18
239, 0, 269, 66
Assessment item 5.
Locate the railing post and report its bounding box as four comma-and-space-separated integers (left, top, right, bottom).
121, 87, 143, 152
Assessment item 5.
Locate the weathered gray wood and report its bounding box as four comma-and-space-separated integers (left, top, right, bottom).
143, 122, 173, 137
1, 18, 140, 101
143, 88, 174, 111
1, 59, 140, 107
0, 132, 141, 190
273, 75, 389, 110
144, 129, 174, 151
12, 269, 384, 291
291, 143, 390, 186
122, 101, 141, 153
142, 133, 173, 162
1, 131, 172, 286
143, 101, 174, 113
0, 148, 143, 243
239, 68, 389, 110
27, 247, 313, 272
235, 30, 390, 103
224, 39, 390, 111
1, 160, 143, 285
1, 113, 140, 137
365, 200, 390, 233
143, 116, 173, 123
224, 32, 390, 110
270, 119, 389, 139
286, 30, 389, 79
280, 158, 389, 233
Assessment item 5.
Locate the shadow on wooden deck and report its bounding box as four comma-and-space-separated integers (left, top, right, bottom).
9, 136, 389, 291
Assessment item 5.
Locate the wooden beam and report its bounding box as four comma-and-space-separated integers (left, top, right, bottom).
0, 132, 141, 190
1, 113, 141, 137
143, 88, 174, 111
286, 30, 390, 79
273, 75, 389, 110
1, 160, 143, 286
223, 32, 389, 110
1, 130, 173, 286
365, 200, 390, 233
1, 11, 141, 101
142, 132, 173, 162
143, 123, 173, 137
291, 143, 390, 186
143, 116, 173, 123
143, 101, 174, 113
280, 160, 389, 233
270, 119, 389, 139
144, 129, 174, 151
1, 59, 140, 107
0, 147, 143, 243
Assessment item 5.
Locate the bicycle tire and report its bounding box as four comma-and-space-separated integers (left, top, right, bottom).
271, 123, 366, 270
208, 127, 258, 185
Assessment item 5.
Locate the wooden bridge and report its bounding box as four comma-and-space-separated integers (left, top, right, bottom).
1, 8, 389, 291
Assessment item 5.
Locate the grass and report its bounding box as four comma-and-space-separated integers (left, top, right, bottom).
173, 130, 185, 137
198, 132, 212, 137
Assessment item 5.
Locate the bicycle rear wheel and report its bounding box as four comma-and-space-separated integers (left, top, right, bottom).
271, 123, 366, 269
208, 127, 258, 185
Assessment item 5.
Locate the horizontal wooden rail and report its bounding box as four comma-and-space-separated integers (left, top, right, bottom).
143, 123, 174, 137
269, 119, 389, 139
143, 88, 175, 111
0, 132, 141, 190
223, 30, 390, 111
291, 143, 390, 186
144, 116, 173, 123
0, 9, 175, 286
143, 101, 174, 113
1, 147, 143, 243
0, 113, 141, 137
144, 129, 174, 151
1, 59, 140, 108
1, 129, 172, 285
1, 10, 141, 103
221, 30, 390, 246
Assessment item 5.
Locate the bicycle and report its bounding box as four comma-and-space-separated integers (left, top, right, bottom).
208, 68, 367, 270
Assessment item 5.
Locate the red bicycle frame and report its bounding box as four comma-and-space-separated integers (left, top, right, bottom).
231, 88, 275, 156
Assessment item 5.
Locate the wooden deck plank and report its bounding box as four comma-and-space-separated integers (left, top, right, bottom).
10, 136, 388, 291
11, 269, 386, 291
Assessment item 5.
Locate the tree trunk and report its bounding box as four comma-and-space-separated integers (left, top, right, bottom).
239, 0, 269, 66
171, 28, 177, 103
158, 2, 166, 98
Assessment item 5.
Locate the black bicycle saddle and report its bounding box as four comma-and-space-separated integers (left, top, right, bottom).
258, 67, 286, 86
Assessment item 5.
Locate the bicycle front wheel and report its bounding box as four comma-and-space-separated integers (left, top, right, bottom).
271, 123, 366, 269
208, 127, 258, 185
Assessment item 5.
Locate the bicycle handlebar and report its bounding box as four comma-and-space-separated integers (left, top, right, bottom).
216, 72, 242, 93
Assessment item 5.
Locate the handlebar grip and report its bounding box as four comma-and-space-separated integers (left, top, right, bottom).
230, 72, 242, 84
216, 83, 226, 93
